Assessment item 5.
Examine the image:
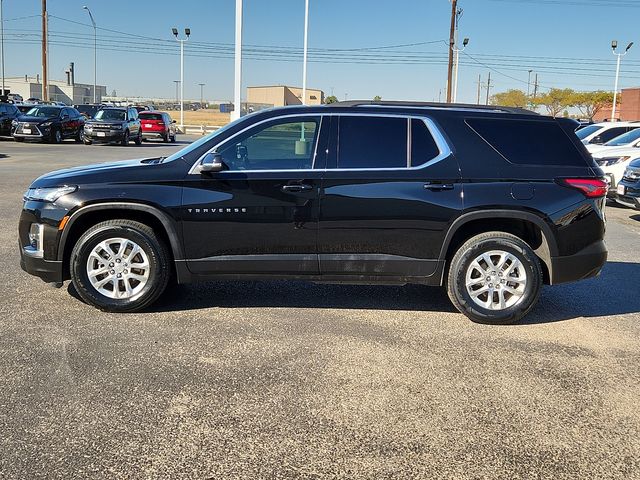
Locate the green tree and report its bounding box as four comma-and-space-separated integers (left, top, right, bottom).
570, 90, 615, 120
490, 89, 529, 108
325, 95, 339, 104
373, 95, 382, 102
531, 88, 575, 117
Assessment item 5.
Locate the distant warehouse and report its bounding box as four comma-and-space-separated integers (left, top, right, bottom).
247, 85, 324, 107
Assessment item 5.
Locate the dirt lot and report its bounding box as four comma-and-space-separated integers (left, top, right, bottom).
167, 109, 231, 126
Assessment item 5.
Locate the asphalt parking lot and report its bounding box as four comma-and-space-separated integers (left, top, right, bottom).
0, 137, 639, 479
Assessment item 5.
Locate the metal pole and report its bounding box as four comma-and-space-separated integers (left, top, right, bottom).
232, 0, 242, 121
612, 53, 621, 121
41, 0, 47, 101
452, 47, 459, 103
93, 20, 96, 102
485, 72, 491, 105
180, 39, 184, 127
527, 70, 532, 97
1, 0, 5, 99
302, 0, 309, 105
174, 80, 179, 103
198, 83, 204, 106
476, 74, 481, 105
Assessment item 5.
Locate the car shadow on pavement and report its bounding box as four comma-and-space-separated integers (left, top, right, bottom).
67, 261, 640, 323
520, 261, 640, 325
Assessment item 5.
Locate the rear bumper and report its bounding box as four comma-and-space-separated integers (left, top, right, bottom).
142, 130, 166, 138
550, 240, 607, 284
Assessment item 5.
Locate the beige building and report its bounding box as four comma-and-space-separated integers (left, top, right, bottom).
4, 74, 106, 105
247, 85, 324, 107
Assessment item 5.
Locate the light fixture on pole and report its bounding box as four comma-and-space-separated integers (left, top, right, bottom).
82, 6, 97, 103
232, 0, 242, 121
172, 27, 190, 129
452, 37, 468, 103
611, 40, 633, 122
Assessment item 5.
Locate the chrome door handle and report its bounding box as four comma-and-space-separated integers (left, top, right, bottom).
424, 182, 454, 191
281, 184, 313, 193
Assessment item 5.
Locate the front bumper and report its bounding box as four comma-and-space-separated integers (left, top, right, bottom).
84, 130, 125, 142
550, 240, 607, 284
12, 124, 46, 139
19, 240, 63, 283
614, 181, 640, 210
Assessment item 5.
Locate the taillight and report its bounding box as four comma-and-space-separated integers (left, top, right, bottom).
557, 178, 607, 198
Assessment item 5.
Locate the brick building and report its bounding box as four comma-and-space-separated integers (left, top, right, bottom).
594, 87, 640, 122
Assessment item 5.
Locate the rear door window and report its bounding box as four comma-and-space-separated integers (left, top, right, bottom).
597, 126, 636, 144
337, 116, 407, 169
411, 119, 441, 167
467, 118, 587, 166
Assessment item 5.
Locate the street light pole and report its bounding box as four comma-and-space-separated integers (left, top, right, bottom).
232, 0, 242, 121
198, 83, 205, 107
0, 0, 5, 100
611, 40, 633, 122
82, 6, 96, 103
173, 80, 180, 104
302, 0, 309, 105
172, 27, 190, 129
527, 70, 533, 96
452, 37, 469, 103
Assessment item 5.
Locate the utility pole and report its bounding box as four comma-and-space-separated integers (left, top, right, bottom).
533, 73, 539, 101
446, 0, 457, 103
41, 0, 48, 101
527, 69, 533, 97
476, 74, 482, 104
198, 83, 205, 106
485, 72, 491, 105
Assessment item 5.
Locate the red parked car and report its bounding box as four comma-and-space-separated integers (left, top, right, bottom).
138, 111, 177, 142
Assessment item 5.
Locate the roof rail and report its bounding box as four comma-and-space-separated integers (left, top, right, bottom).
331, 100, 537, 115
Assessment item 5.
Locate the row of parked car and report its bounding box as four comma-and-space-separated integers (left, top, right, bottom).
575, 120, 640, 210
0, 103, 178, 145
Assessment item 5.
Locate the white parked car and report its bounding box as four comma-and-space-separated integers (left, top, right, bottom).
592, 145, 640, 197
586, 127, 640, 154
576, 121, 640, 147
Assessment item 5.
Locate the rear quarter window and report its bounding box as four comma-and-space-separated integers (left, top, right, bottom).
466, 118, 587, 166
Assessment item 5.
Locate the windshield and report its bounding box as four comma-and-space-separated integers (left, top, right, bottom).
163, 117, 245, 163
604, 128, 640, 146
76, 105, 98, 115
575, 125, 601, 140
94, 109, 126, 121
26, 106, 60, 118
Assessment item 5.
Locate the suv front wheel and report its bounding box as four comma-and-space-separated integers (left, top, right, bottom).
70, 219, 171, 312
447, 231, 543, 324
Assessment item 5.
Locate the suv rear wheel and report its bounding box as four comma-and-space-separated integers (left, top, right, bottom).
121, 130, 130, 146
70, 220, 171, 312
446, 231, 543, 324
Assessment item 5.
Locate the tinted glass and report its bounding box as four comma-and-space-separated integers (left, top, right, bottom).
575, 124, 601, 140
95, 110, 126, 121
467, 118, 587, 166
604, 127, 640, 146
26, 106, 61, 118
597, 127, 632, 144
411, 119, 440, 166
139, 113, 164, 121
338, 116, 407, 169
218, 117, 319, 170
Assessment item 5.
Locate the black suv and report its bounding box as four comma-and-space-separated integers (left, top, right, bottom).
0, 102, 20, 136
83, 107, 142, 145
18, 102, 608, 324
12, 105, 84, 143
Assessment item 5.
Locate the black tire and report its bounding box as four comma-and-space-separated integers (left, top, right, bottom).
83, 138, 92, 145
162, 132, 169, 143
75, 129, 83, 143
135, 130, 142, 145
121, 130, 130, 146
51, 128, 62, 144
446, 231, 543, 325
70, 219, 171, 313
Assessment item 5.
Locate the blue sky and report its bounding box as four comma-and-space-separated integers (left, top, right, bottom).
3, 0, 640, 103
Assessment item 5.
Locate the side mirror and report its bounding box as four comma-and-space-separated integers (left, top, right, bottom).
172, 120, 176, 124
199, 152, 225, 173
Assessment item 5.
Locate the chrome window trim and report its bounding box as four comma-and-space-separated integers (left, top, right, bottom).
188, 112, 452, 175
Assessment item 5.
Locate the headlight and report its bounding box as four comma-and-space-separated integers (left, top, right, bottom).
111, 124, 122, 130
11, 119, 18, 127
624, 168, 640, 180
23, 185, 77, 202
40, 121, 53, 128
84, 124, 93, 130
